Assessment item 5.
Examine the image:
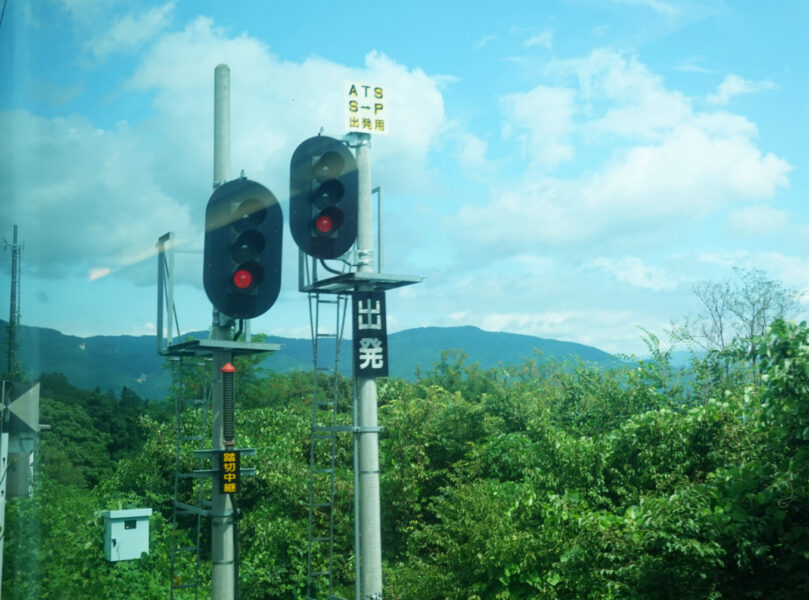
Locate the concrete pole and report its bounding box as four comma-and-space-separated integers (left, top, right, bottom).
211, 63, 235, 600
356, 136, 373, 275
375, 187, 383, 274
211, 349, 234, 600
355, 134, 383, 600
214, 64, 231, 190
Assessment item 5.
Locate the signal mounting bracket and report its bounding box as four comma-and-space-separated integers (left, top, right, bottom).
299, 267, 422, 295
160, 338, 281, 358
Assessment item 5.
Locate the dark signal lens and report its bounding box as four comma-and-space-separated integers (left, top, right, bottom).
233, 197, 267, 231
312, 151, 345, 181
230, 230, 266, 263
311, 180, 344, 208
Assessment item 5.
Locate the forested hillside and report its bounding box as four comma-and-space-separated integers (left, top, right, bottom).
3, 319, 809, 599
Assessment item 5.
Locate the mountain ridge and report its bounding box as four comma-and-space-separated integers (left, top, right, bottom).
1, 320, 621, 399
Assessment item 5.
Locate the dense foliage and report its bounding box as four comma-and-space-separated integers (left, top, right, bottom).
3, 321, 809, 599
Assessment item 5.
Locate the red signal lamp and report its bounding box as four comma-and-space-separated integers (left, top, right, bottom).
315, 215, 333, 233
233, 269, 253, 289
313, 206, 344, 237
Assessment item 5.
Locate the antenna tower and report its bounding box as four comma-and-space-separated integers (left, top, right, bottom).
4, 225, 23, 375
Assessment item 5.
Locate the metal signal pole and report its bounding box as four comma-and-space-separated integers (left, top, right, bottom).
293, 95, 420, 600
354, 133, 383, 600
211, 63, 236, 600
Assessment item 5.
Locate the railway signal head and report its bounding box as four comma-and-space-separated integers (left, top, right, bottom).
203, 178, 283, 319
289, 135, 358, 259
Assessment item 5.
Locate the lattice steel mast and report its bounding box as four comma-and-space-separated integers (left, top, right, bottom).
4, 225, 23, 376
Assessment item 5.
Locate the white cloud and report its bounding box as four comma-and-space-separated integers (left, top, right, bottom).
457, 50, 791, 254
130, 322, 157, 336
675, 61, 714, 74
693, 252, 809, 313
556, 50, 692, 140
707, 74, 777, 105
0, 109, 198, 281
757, 253, 809, 295
587, 121, 790, 213
697, 251, 809, 285
388, 248, 690, 354
417, 267, 676, 354
456, 120, 790, 252
454, 131, 495, 178
607, 0, 679, 18
475, 33, 498, 49
557, 49, 661, 103
588, 257, 677, 291
727, 204, 789, 236
501, 86, 576, 170
86, 2, 176, 57
696, 251, 747, 269
51, 0, 120, 28
472, 309, 641, 354
524, 30, 553, 49
89, 268, 112, 281
589, 86, 691, 140
127, 19, 446, 191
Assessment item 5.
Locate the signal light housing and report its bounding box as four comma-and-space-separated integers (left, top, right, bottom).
203, 178, 282, 319
289, 136, 358, 259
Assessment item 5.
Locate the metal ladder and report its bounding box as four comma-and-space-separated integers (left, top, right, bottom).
169, 356, 211, 600
306, 291, 350, 600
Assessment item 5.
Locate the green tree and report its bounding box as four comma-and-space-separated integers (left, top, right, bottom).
9, 329, 809, 600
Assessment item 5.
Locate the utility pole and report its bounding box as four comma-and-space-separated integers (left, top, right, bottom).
211, 63, 236, 600
373, 187, 383, 274
353, 133, 383, 600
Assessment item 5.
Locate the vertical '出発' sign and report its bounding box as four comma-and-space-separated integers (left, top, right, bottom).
345, 81, 388, 135
353, 291, 388, 378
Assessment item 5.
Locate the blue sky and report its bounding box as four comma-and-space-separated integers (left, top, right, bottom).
1, 0, 808, 355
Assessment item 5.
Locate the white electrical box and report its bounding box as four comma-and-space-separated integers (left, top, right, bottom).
102, 508, 153, 561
